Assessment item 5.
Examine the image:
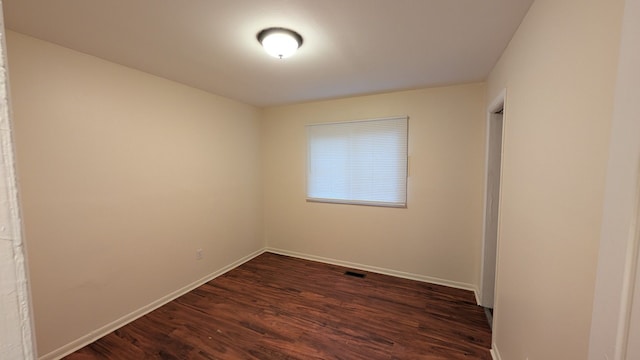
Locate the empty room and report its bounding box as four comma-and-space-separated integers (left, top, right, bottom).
1, 0, 639, 359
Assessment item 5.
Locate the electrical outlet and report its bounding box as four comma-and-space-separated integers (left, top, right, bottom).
196, 249, 203, 260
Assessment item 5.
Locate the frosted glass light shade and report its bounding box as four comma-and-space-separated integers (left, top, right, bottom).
257, 28, 303, 59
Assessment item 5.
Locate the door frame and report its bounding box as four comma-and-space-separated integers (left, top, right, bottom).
479, 89, 506, 308
0, 12, 37, 360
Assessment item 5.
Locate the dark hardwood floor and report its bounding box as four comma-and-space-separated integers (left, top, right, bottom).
65, 252, 492, 359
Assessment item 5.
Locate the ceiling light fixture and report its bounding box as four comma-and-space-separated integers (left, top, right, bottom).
257, 27, 303, 59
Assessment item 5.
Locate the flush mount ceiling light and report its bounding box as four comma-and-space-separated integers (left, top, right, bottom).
257, 27, 303, 59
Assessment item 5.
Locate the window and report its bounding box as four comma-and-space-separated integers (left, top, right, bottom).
306, 116, 408, 207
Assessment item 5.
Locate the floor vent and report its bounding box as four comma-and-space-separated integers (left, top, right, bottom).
344, 271, 366, 278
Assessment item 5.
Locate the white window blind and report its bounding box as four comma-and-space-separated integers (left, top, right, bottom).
306, 116, 408, 207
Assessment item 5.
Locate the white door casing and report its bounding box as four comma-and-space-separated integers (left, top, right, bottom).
480, 90, 506, 309
0, 5, 37, 360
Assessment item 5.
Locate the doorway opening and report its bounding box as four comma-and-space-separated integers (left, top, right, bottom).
480, 91, 506, 329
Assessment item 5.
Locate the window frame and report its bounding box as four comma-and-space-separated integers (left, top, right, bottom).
305, 116, 409, 208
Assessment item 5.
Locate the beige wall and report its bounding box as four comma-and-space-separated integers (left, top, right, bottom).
262, 84, 486, 289
486, 0, 624, 358
7, 31, 263, 357
589, 0, 640, 358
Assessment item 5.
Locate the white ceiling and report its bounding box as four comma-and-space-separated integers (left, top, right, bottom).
3, 0, 533, 107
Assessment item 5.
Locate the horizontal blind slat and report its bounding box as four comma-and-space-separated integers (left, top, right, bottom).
306, 116, 407, 207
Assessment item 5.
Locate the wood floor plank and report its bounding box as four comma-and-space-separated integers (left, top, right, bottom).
65, 252, 492, 359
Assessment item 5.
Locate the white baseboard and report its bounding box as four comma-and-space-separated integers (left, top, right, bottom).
39, 248, 266, 360
490, 342, 502, 360
265, 247, 480, 302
